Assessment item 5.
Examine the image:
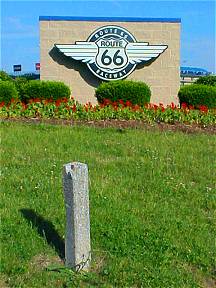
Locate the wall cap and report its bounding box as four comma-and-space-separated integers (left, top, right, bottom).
39, 16, 181, 23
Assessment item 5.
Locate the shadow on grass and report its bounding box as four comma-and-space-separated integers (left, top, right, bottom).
20, 208, 65, 259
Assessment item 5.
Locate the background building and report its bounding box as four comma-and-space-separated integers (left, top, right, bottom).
180, 66, 211, 85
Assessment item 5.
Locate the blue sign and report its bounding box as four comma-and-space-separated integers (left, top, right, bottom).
13, 65, 22, 72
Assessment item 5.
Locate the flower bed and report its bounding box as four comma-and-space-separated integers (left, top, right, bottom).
0, 98, 215, 125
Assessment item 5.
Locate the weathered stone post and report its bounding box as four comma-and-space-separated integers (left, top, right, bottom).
63, 162, 91, 271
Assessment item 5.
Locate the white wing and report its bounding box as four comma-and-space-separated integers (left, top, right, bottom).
126, 43, 168, 64
55, 42, 98, 64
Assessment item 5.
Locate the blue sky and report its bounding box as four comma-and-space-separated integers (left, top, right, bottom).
1, 0, 215, 73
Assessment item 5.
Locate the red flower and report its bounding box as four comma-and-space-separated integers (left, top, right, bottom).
33, 98, 41, 103
0, 101, 5, 107
119, 99, 124, 105
125, 100, 132, 107
55, 99, 62, 107
43, 99, 51, 105
22, 103, 27, 110
189, 105, 194, 110
112, 101, 118, 107
181, 102, 188, 109
153, 104, 158, 111
61, 98, 68, 103
86, 102, 93, 110
199, 105, 208, 113
103, 98, 111, 106
72, 104, 76, 112
170, 102, 176, 110
133, 104, 140, 111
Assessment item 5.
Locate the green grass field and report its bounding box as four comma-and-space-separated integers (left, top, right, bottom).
1, 122, 215, 287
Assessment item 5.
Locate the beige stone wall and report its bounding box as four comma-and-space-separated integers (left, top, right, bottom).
40, 20, 180, 105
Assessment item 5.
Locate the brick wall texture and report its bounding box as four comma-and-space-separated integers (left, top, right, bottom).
40, 20, 180, 105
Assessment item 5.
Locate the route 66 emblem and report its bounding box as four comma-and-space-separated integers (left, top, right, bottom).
95, 37, 128, 71
55, 25, 168, 81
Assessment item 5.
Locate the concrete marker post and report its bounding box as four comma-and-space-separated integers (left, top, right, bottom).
63, 162, 91, 271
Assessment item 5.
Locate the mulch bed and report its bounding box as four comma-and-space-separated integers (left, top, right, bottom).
1, 117, 216, 135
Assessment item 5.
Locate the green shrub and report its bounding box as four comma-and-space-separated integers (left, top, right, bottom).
95, 80, 151, 106
195, 75, 216, 86
0, 70, 13, 82
20, 80, 41, 102
0, 81, 19, 104
14, 77, 28, 101
40, 81, 71, 101
178, 84, 216, 108
21, 80, 71, 103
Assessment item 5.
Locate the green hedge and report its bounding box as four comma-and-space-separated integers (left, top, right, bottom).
195, 75, 216, 86
178, 84, 216, 108
0, 81, 19, 104
95, 80, 151, 106
20, 80, 71, 103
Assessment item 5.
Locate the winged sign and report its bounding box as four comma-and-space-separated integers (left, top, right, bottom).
55, 25, 168, 81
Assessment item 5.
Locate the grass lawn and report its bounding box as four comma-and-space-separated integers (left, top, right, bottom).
1, 121, 215, 287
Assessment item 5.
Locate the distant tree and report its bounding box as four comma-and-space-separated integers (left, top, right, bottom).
0, 70, 13, 81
